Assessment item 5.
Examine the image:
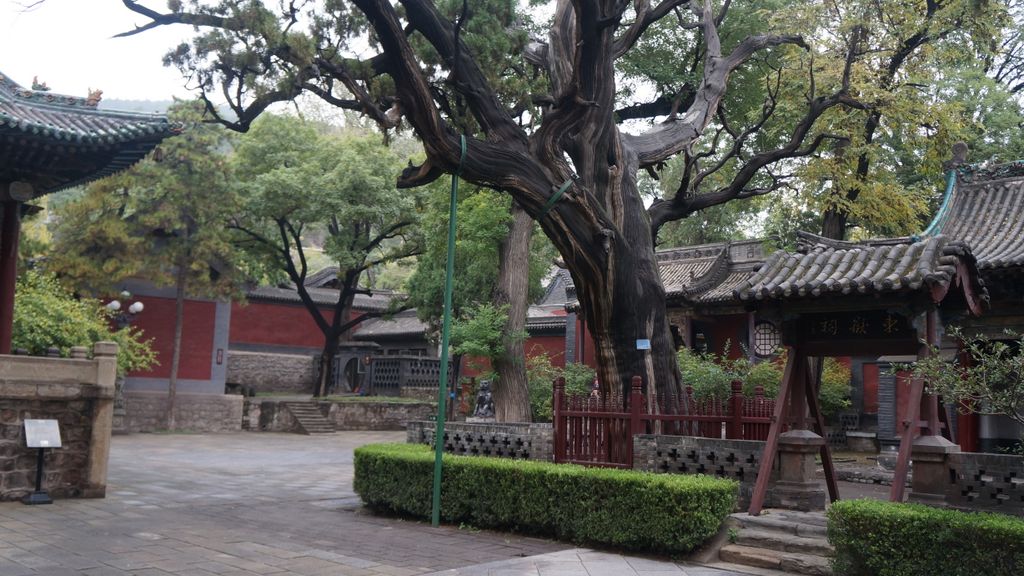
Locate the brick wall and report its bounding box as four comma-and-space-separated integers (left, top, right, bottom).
124, 391, 243, 433
945, 451, 1024, 516
226, 351, 314, 394
406, 421, 553, 462
633, 434, 777, 508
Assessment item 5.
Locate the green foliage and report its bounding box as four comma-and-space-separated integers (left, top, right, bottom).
819, 358, 853, 419
828, 500, 1024, 576
676, 347, 850, 418
12, 270, 157, 374
49, 100, 241, 299
526, 353, 594, 422
906, 328, 1024, 433
677, 347, 738, 400
406, 187, 551, 330
354, 443, 737, 554
451, 303, 525, 367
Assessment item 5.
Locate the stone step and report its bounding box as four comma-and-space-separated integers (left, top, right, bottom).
735, 529, 833, 556
701, 561, 792, 576
285, 403, 336, 435
730, 511, 829, 539
720, 545, 832, 576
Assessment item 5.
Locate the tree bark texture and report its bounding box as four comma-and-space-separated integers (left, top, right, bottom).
167, 257, 187, 431
492, 204, 533, 422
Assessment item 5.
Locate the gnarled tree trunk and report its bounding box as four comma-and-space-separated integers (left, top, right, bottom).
491, 204, 533, 422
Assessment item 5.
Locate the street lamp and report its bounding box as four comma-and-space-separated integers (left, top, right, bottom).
106, 290, 144, 434
106, 291, 145, 330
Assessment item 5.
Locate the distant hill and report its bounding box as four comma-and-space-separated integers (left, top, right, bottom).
98, 99, 172, 114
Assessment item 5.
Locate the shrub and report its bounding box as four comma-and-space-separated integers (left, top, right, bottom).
13, 270, 157, 374
677, 347, 736, 399
828, 500, 1024, 576
819, 358, 852, 420
527, 353, 593, 422
354, 443, 737, 554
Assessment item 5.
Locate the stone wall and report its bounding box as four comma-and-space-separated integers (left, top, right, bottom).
124, 391, 243, 433
0, 343, 116, 501
633, 434, 778, 509
242, 399, 300, 433
406, 421, 553, 461
226, 350, 314, 394
945, 451, 1024, 516
325, 402, 435, 431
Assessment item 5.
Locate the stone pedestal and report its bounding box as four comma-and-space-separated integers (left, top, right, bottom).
909, 434, 959, 505
773, 429, 827, 511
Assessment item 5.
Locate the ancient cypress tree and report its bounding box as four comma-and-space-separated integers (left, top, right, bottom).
121, 0, 855, 401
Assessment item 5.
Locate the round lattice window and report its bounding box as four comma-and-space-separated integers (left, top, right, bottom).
753, 321, 781, 357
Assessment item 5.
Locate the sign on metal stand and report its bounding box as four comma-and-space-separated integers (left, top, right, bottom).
23, 419, 61, 505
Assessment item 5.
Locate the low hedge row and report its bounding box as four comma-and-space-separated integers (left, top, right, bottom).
354, 443, 737, 554
828, 499, 1024, 576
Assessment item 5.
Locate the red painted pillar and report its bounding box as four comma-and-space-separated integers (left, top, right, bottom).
0, 200, 21, 355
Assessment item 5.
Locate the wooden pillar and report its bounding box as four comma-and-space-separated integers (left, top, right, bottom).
0, 199, 21, 355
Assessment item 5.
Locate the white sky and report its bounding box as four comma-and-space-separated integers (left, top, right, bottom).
1, 0, 194, 101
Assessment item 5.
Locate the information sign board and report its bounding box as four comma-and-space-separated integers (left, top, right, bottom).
24, 420, 62, 449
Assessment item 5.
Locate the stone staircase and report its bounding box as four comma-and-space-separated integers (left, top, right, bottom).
716, 510, 833, 576
285, 402, 336, 435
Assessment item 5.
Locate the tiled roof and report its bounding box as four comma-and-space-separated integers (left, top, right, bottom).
938, 162, 1024, 271
246, 285, 395, 312
734, 234, 984, 304
353, 309, 428, 339
0, 71, 177, 194
0, 72, 174, 146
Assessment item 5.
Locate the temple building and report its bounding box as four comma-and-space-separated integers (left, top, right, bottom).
0, 71, 176, 353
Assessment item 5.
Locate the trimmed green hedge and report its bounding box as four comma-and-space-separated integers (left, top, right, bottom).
354, 443, 737, 554
828, 500, 1024, 576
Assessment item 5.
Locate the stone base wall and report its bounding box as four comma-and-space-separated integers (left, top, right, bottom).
241, 399, 300, 433
226, 351, 314, 394
0, 345, 116, 501
945, 451, 1024, 515
124, 392, 243, 433
633, 434, 779, 509
406, 421, 553, 461
0, 395, 95, 500
325, 402, 435, 431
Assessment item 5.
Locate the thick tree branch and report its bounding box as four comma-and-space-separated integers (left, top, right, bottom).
648, 90, 863, 236
624, 0, 808, 167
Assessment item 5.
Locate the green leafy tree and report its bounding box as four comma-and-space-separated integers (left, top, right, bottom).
49, 101, 240, 430
13, 270, 156, 374
228, 114, 424, 396
407, 186, 552, 421
909, 328, 1024, 442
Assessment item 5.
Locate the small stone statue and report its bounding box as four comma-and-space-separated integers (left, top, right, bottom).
473, 379, 495, 418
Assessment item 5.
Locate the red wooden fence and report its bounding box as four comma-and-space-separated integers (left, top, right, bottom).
553, 376, 775, 468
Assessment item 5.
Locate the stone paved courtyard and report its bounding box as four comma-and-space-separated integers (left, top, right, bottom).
0, 432, 762, 575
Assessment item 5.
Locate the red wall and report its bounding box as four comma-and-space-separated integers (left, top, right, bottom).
706, 315, 747, 360
230, 301, 333, 349
128, 297, 215, 380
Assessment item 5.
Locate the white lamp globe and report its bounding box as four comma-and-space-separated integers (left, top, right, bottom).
106, 300, 122, 312
129, 302, 144, 314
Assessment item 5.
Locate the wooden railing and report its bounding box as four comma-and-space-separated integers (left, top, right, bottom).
553, 377, 775, 468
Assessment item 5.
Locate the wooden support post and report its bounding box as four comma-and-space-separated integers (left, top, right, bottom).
805, 360, 839, 503
890, 376, 924, 502
730, 380, 744, 440
749, 347, 801, 515
553, 377, 565, 463
0, 200, 21, 355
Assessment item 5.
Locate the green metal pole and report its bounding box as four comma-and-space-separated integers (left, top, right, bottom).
432, 136, 465, 527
